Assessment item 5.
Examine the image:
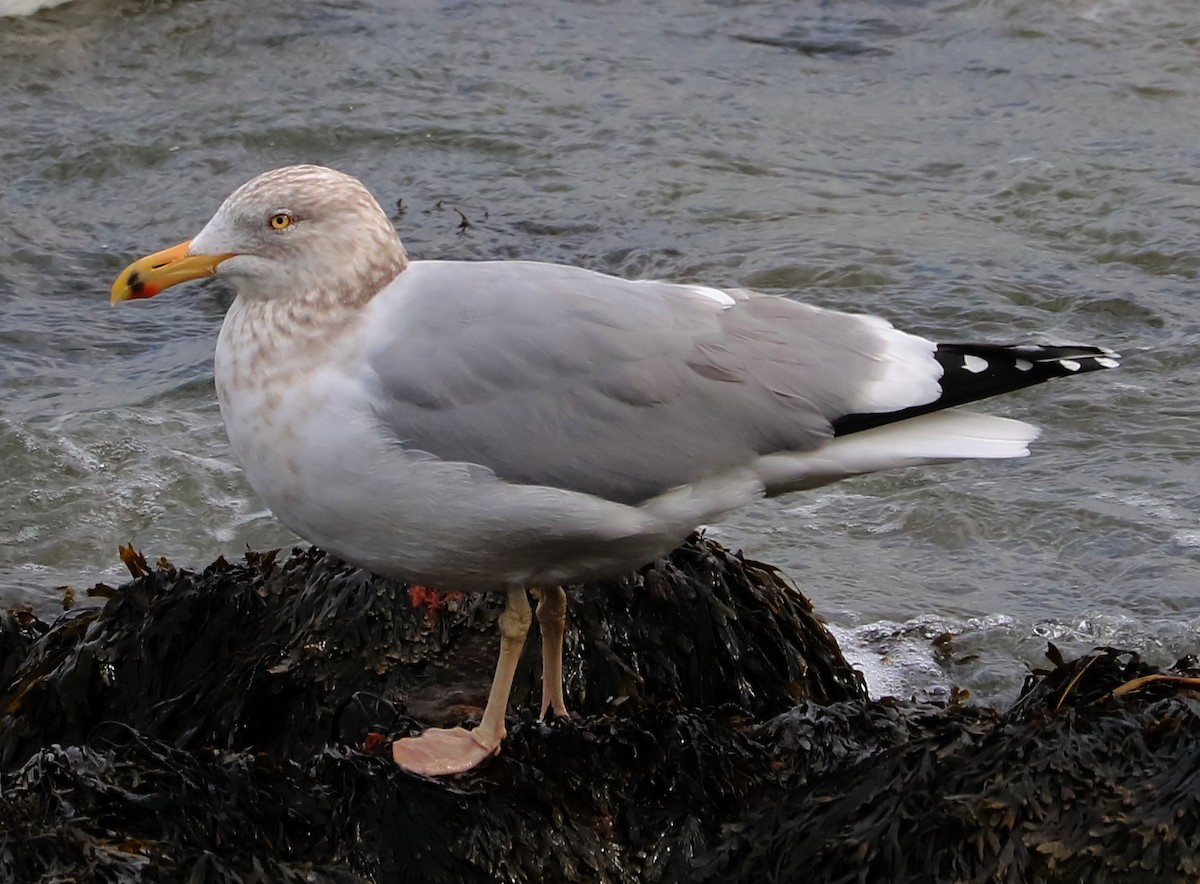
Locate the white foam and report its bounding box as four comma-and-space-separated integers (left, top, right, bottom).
0, 0, 75, 15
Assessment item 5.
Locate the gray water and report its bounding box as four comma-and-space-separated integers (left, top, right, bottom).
2, 0, 1198, 705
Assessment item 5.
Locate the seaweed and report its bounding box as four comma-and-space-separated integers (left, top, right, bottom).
0, 536, 1197, 882
698, 647, 1200, 884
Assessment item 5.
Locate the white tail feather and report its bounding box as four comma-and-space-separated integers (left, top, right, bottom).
755, 411, 1040, 495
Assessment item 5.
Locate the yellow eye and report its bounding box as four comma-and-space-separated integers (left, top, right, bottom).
269, 213, 292, 230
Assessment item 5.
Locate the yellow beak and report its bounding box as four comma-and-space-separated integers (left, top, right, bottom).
110, 240, 234, 304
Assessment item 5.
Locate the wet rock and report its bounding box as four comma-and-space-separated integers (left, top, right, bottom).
0, 535, 1197, 882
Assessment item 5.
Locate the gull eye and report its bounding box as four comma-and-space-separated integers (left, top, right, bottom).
268, 212, 293, 231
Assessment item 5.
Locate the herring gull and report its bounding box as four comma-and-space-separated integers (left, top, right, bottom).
110, 164, 1118, 776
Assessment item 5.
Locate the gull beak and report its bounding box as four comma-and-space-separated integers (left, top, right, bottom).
110, 240, 234, 305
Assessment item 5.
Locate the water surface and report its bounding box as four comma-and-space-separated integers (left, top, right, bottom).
2, 0, 1198, 704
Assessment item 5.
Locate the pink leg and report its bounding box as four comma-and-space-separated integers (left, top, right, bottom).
392, 586, 532, 776
534, 586, 569, 718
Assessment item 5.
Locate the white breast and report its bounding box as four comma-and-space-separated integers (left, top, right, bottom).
214, 297, 385, 549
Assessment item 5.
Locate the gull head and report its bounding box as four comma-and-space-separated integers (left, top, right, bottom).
111, 165, 408, 306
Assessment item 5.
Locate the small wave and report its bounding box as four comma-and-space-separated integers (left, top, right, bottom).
829, 610, 1200, 708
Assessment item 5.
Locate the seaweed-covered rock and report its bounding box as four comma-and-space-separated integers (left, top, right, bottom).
697, 647, 1200, 884
0, 535, 858, 771
0, 535, 858, 881
1, 536, 1198, 883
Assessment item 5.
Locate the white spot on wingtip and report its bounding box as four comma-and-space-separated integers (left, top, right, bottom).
1060, 359, 1082, 372
1095, 356, 1120, 369
963, 354, 988, 374
1015, 359, 1033, 371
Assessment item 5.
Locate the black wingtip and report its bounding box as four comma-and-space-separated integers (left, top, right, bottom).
832, 342, 1119, 437
932, 342, 1120, 401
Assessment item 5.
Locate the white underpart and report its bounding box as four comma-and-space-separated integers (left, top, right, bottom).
753, 411, 1040, 494
1060, 359, 1082, 372
963, 354, 989, 373
640, 469, 763, 527
1095, 356, 1119, 369
847, 314, 943, 413
1015, 359, 1033, 371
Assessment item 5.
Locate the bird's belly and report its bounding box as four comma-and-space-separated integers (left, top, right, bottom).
215, 374, 685, 591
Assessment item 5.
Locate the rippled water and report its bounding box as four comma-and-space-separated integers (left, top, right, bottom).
2, 0, 1198, 704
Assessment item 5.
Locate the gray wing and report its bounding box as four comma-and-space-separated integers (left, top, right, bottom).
362, 260, 898, 505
